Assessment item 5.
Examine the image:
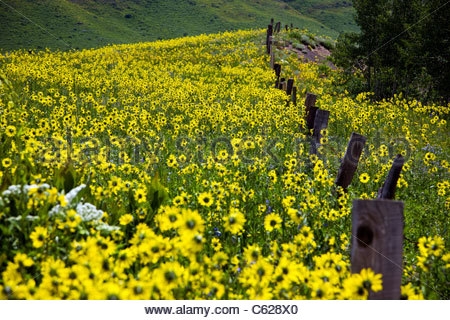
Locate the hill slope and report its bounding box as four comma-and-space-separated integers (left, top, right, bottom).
0, 0, 358, 51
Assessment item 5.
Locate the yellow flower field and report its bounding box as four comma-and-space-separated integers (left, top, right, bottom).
0, 28, 448, 299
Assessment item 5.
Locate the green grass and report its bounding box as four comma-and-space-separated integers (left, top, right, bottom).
282, 0, 358, 33
0, 0, 358, 51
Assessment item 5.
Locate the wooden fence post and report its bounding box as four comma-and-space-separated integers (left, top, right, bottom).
292, 86, 297, 106
273, 63, 281, 88
286, 78, 294, 95
335, 133, 367, 190
304, 93, 317, 132
351, 199, 404, 299
310, 109, 329, 155
278, 78, 286, 91
266, 24, 273, 54
305, 92, 316, 107
377, 154, 405, 199
269, 37, 275, 69
274, 21, 281, 33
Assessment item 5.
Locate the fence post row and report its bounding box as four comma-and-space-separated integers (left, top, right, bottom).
265, 20, 405, 300
351, 155, 406, 300
267, 20, 297, 104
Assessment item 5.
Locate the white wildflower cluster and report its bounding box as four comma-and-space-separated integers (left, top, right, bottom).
1, 183, 119, 233
5, 215, 40, 222
56, 184, 121, 232
1, 184, 25, 199
4, 215, 41, 222
1, 184, 52, 222
49, 184, 106, 222
96, 223, 120, 233
75, 202, 103, 222
1, 184, 51, 203
48, 184, 119, 233
49, 184, 87, 217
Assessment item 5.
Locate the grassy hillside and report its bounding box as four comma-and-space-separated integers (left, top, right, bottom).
0, 0, 358, 51
285, 0, 357, 33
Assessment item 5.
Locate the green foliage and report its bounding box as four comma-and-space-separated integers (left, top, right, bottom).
330, 32, 361, 70
281, 0, 359, 34
284, 28, 336, 51
332, 0, 450, 103
146, 173, 170, 222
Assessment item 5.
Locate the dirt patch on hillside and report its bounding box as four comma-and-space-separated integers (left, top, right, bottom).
286, 42, 335, 67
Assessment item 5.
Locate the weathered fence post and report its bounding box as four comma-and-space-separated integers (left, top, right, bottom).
291, 86, 297, 106
286, 78, 294, 96
273, 63, 281, 88
335, 133, 367, 190
269, 39, 275, 69
274, 21, 281, 33
304, 93, 318, 132
266, 24, 273, 54
351, 199, 404, 299
310, 109, 329, 155
377, 154, 405, 199
278, 78, 286, 91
